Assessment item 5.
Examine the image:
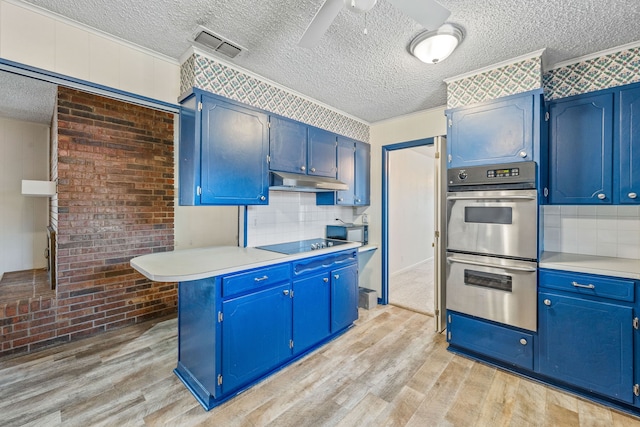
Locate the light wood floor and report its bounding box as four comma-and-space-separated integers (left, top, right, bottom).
1, 305, 639, 427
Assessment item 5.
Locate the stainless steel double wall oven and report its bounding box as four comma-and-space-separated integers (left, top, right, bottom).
446, 162, 538, 331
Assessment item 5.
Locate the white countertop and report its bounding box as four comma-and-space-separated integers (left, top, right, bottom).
130, 242, 361, 282
539, 252, 640, 280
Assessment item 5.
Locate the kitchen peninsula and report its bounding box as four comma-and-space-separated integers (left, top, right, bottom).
131, 240, 361, 410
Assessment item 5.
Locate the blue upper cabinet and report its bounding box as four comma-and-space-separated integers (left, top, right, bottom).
316, 137, 370, 207
354, 140, 370, 206
308, 127, 338, 177
179, 89, 269, 205
335, 137, 356, 205
269, 116, 308, 174
618, 85, 640, 204
269, 117, 337, 178
446, 90, 540, 168
548, 92, 614, 204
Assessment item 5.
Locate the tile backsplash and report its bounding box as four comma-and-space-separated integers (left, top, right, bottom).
542, 205, 640, 259
245, 191, 355, 247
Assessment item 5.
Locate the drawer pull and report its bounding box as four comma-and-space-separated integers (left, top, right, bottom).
572, 281, 595, 289
334, 274, 340, 279
519, 338, 527, 345
543, 299, 551, 306
254, 275, 269, 282
283, 289, 289, 296
323, 277, 329, 283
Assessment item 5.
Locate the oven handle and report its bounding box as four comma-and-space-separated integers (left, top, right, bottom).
447, 256, 537, 272
447, 195, 537, 201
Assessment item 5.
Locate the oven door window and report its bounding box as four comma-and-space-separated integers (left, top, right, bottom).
464, 269, 512, 292
464, 206, 512, 225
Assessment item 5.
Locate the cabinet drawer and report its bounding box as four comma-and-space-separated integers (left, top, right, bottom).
292, 250, 357, 277
539, 269, 635, 302
222, 264, 291, 298
447, 312, 533, 370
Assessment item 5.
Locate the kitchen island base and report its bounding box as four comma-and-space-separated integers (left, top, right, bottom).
174, 249, 359, 411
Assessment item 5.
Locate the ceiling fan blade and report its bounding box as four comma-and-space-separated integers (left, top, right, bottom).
299, 0, 344, 48
388, 0, 451, 30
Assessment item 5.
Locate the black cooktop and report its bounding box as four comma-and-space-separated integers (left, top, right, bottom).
256, 238, 349, 255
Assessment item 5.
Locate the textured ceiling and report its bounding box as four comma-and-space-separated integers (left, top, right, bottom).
12, 0, 640, 123
0, 72, 56, 124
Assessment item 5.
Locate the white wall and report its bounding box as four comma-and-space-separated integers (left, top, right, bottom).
389, 146, 435, 275
0, 0, 179, 105
0, 117, 50, 276
365, 107, 447, 295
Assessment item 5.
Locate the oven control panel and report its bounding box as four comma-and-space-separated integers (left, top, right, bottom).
448, 161, 536, 189
487, 167, 519, 178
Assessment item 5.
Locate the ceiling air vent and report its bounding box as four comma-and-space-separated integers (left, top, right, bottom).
193, 27, 245, 59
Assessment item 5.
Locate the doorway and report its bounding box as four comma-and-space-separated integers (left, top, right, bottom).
381, 136, 446, 331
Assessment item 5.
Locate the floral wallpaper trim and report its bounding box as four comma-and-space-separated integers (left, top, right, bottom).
180, 54, 369, 142
543, 47, 640, 100
446, 56, 543, 109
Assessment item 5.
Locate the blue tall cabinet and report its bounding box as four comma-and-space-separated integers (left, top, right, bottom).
548, 83, 640, 204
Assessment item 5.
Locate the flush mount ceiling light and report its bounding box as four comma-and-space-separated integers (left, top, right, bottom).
409, 24, 463, 64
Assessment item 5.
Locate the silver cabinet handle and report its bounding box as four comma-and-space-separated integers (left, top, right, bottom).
543, 299, 551, 306
447, 256, 537, 272
334, 274, 340, 279
519, 338, 527, 345
447, 195, 537, 201
254, 275, 269, 282
597, 193, 606, 200
310, 167, 316, 172
519, 151, 527, 158
259, 195, 266, 201
323, 277, 329, 283
300, 166, 306, 171
629, 192, 637, 199
572, 281, 595, 289
283, 289, 289, 295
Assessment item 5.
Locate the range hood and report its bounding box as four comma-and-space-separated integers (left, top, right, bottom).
269, 171, 348, 192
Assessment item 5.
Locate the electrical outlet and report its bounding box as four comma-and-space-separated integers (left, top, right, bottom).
362, 214, 369, 224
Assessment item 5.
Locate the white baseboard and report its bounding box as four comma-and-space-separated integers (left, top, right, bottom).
390, 257, 434, 277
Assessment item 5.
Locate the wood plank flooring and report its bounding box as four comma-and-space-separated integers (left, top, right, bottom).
1, 305, 639, 426
0, 268, 53, 304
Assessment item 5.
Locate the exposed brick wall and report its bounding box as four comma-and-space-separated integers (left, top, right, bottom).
1, 87, 177, 356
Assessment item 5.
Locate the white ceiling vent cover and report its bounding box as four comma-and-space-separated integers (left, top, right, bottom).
193, 27, 246, 59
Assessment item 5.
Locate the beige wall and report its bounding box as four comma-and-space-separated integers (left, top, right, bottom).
0, 117, 50, 276
0, 0, 239, 250
364, 107, 447, 296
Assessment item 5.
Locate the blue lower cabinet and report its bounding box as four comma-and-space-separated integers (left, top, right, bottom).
331, 263, 359, 333
292, 273, 331, 354
447, 312, 534, 370
221, 283, 292, 394
538, 291, 634, 403
175, 250, 359, 411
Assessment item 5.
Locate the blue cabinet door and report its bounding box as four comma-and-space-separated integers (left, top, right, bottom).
335, 137, 355, 205
548, 92, 614, 204
538, 291, 634, 403
200, 94, 269, 205
308, 127, 337, 177
618, 86, 640, 204
354, 141, 370, 206
330, 263, 358, 332
221, 283, 292, 394
269, 116, 307, 174
446, 91, 535, 167
292, 273, 331, 354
